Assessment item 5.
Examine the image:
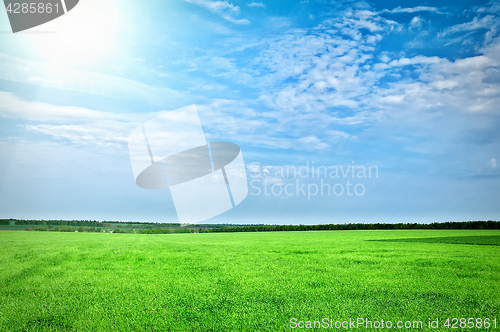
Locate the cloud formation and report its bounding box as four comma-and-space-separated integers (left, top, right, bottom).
183, 0, 250, 24
248, 2, 265, 8
382, 6, 440, 14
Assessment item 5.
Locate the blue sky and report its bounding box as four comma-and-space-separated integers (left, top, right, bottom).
0, 0, 499, 224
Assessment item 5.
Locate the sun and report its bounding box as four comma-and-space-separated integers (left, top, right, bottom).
28, 0, 119, 66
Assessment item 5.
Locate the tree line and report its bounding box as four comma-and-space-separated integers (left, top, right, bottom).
25, 226, 195, 234
4, 219, 499, 234
198, 220, 500, 233
1, 219, 180, 228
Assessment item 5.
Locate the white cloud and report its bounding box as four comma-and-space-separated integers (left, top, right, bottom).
24, 123, 130, 148
174, 54, 254, 84
180, 3, 500, 164
440, 15, 497, 36
0, 91, 124, 122
377, 53, 500, 114
388, 56, 442, 67
491, 158, 497, 168
0, 53, 189, 107
218, 5, 500, 161
7, 4, 498, 158
183, 0, 250, 25
200, 83, 228, 90
409, 16, 423, 29
221, 16, 251, 25
248, 2, 265, 8
297, 136, 330, 150
252, 11, 396, 115
383, 6, 440, 14
0, 92, 163, 149
185, 0, 239, 13
326, 130, 355, 142
1, 90, 335, 153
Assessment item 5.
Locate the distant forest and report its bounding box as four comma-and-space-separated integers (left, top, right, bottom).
0, 219, 498, 233
0, 219, 180, 228
197, 220, 500, 232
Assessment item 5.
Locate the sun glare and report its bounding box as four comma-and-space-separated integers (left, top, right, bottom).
28, 0, 118, 66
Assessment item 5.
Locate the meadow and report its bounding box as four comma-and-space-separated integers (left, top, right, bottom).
0, 230, 499, 331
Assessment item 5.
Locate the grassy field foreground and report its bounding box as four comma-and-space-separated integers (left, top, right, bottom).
0, 230, 499, 331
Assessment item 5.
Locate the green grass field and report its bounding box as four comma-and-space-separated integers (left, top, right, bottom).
0, 230, 499, 331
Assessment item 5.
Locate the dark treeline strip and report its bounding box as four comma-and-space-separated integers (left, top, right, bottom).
196, 224, 267, 228
118, 228, 194, 234
27, 226, 102, 232
198, 220, 500, 233
1, 219, 180, 228
102, 221, 181, 228
7, 220, 500, 234
13, 220, 103, 227
25, 226, 195, 234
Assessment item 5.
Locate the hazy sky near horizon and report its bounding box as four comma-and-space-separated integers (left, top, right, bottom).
0, 0, 499, 224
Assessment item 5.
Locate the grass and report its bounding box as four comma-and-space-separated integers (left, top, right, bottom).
0, 230, 499, 331
373, 235, 500, 246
